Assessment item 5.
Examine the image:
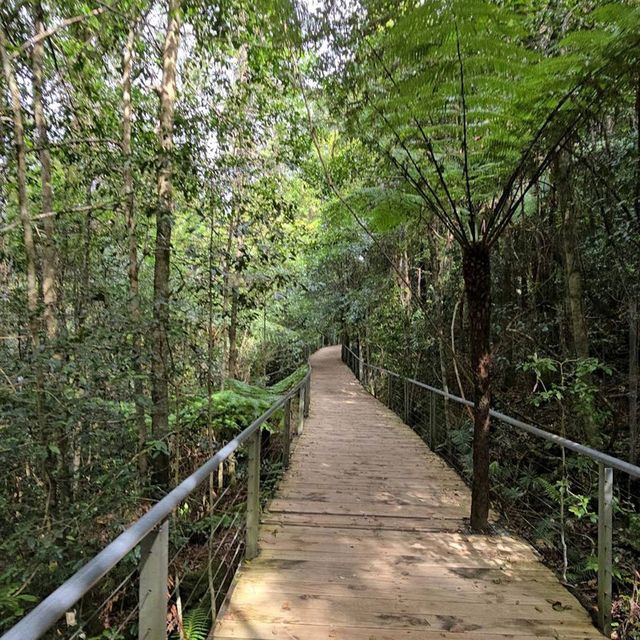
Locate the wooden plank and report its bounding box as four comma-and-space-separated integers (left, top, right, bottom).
267, 499, 469, 517
229, 576, 571, 605
261, 512, 469, 531
218, 603, 597, 635
242, 557, 564, 583
257, 532, 538, 560
224, 592, 592, 623
255, 542, 538, 563
215, 621, 602, 640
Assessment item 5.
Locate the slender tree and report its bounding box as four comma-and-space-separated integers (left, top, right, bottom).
32, 1, 58, 346
0, 20, 54, 514
151, 0, 181, 488
121, 17, 147, 479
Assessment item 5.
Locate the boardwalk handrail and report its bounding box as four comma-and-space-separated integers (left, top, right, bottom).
342, 343, 639, 635
342, 345, 640, 479
1, 369, 311, 640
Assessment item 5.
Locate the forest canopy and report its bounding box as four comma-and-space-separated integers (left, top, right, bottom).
0, 0, 639, 636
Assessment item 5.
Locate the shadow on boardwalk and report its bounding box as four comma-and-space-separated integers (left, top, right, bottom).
213, 346, 603, 640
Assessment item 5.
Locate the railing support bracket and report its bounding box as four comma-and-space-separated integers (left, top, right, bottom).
597, 463, 613, 636
139, 520, 169, 640
298, 385, 305, 435
283, 398, 292, 468
246, 428, 262, 560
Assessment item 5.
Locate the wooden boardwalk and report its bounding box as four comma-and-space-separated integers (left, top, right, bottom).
214, 346, 602, 640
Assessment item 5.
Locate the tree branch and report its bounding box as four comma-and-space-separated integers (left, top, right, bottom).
363, 35, 466, 238
14, 5, 110, 57
455, 24, 475, 239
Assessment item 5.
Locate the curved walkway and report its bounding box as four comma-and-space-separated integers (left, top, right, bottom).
214, 346, 602, 639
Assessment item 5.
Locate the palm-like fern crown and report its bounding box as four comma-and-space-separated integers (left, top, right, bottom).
335, 0, 640, 245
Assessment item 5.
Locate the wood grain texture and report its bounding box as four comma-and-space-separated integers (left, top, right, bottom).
213, 346, 602, 640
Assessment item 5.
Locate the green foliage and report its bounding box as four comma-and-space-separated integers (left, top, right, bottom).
0, 584, 37, 622
177, 365, 308, 440
520, 354, 612, 440
88, 630, 125, 640
170, 608, 210, 640
269, 365, 309, 394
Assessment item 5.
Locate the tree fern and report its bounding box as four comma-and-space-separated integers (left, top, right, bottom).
171, 607, 210, 640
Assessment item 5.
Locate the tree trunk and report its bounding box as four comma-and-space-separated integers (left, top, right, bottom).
632, 76, 640, 466
32, 2, 58, 345
434, 231, 453, 435
462, 242, 492, 532
630, 297, 638, 466
122, 21, 147, 480
555, 154, 589, 359
207, 202, 218, 622
0, 25, 55, 513
0, 28, 40, 356
554, 153, 597, 443
76, 198, 92, 338
151, 0, 180, 489
228, 288, 239, 379
32, 4, 72, 505
634, 74, 640, 227
220, 211, 236, 387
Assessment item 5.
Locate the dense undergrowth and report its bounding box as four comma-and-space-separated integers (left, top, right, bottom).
0, 362, 309, 636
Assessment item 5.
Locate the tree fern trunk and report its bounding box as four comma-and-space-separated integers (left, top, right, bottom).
462, 242, 492, 532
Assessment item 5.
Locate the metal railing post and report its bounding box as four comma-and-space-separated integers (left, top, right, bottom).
304, 375, 311, 417
403, 379, 409, 423
245, 428, 262, 560
429, 392, 436, 449
298, 385, 305, 435
597, 464, 613, 635
138, 520, 169, 640
283, 398, 292, 468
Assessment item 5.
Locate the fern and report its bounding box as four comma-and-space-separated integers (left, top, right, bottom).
171, 607, 210, 640
536, 476, 561, 503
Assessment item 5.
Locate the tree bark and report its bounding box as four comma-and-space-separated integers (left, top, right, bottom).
151, 0, 180, 489
630, 297, 638, 466
207, 201, 218, 622
634, 74, 640, 227
0, 27, 40, 353
555, 153, 589, 359
32, 3, 72, 504
462, 242, 492, 532
434, 231, 453, 435
1, 24, 55, 514
632, 76, 640, 466
221, 212, 237, 385
121, 21, 147, 480
32, 2, 58, 345
228, 287, 239, 379
554, 153, 598, 443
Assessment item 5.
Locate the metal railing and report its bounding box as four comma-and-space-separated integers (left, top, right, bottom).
342, 343, 640, 636
1, 370, 311, 640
